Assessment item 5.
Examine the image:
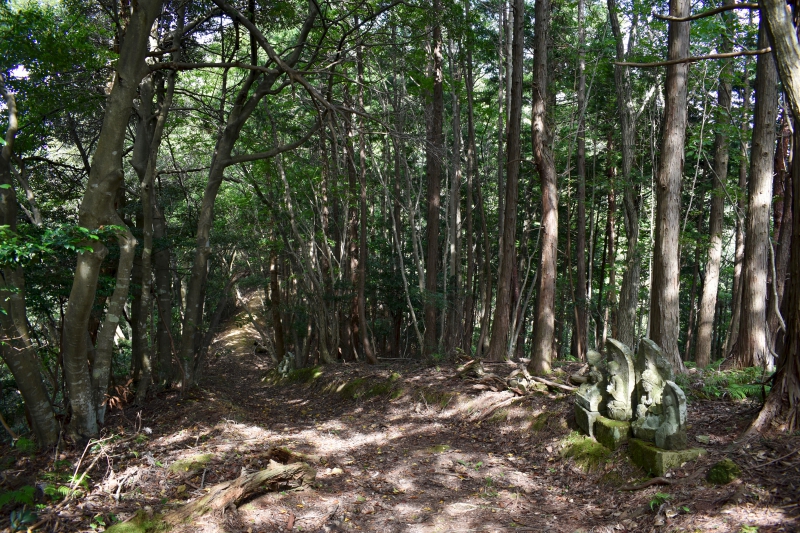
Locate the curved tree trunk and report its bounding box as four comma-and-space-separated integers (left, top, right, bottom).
61, 0, 162, 441
0, 77, 59, 446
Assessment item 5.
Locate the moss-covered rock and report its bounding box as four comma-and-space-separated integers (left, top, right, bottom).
168, 454, 213, 475
286, 366, 324, 384
560, 432, 611, 471
628, 439, 705, 476
706, 458, 741, 484
593, 417, 631, 451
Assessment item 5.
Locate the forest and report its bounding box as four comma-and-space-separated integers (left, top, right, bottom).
2, 0, 800, 530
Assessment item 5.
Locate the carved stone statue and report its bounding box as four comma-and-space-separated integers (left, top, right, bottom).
605, 339, 635, 421
632, 339, 674, 441
654, 381, 688, 450
575, 350, 605, 412
574, 350, 606, 436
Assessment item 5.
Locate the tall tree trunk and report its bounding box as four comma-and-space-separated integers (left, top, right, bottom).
153, 200, 174, 384
574, 0, 588, 361
447, 42, 463, 355
608, 0, 641, 349
61, 0, 162, 441
768, 117, 793, 350
602, 184, 616, 350
424, 3, 444, 357
733, 22, 779, 369
683, 244, 701, 361
357, 40, 377, 365
0, 75, 59, 447
529, 0, 557, 374
463, 15, 477, 354
695, 4, 732, 367
747, 0, 800, 433
725, 54, 752, 356
486, 0, 523, 362
648, 0, 689, 373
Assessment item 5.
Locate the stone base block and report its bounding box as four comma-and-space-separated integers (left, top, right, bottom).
628, 438, 706, 476
574, 404, 600, 438
594, 417, 630, 450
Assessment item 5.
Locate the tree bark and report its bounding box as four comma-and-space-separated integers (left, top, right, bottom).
486, 0, 523, 362
424, 2, 444, 357
529, 0, 558, 374
648, 0, 689, 374
357, 40, 377, 365
608, 0, 641, 349
695, 4, 732, 367
574, 0, 588, 361
724, 54, 752, 356
463, 13, 477, 355
61, 0, 162, 441
0, 75, 59, 447
733, 22, 779, 370
747, 0, 800, 433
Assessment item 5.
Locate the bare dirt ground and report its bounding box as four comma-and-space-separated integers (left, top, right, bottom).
2, 310, 799, 533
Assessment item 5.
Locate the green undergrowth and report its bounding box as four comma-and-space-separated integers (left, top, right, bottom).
168, 453, 213, 475
676, 363, 771, 401
559, 431, 611, 471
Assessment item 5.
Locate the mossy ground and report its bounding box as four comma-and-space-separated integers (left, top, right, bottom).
707, 458, 741, 484
559, 431, 611, 471
105, 512, 169, 533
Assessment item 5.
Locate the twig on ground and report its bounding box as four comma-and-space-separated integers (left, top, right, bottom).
618, 477, 676, 491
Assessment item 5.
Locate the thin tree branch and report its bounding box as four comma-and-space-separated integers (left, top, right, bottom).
222, 119, 322, 166
653, 2, 758, 22
615, 47, 770, 68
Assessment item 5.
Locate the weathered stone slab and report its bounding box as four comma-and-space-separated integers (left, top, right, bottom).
574, 403, 601, 438
628, 438, 706, 476
594, 416, 630, 450
654, 381, 688, 450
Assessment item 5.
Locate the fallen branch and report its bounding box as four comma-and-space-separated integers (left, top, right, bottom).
165, 462, 316, 524
529, 375, 577, 392
618, 477, 676, 491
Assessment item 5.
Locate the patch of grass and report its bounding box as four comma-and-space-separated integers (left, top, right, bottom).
559, 431, 611, 472
286, 366, 324, 384
676, 365, 770, 401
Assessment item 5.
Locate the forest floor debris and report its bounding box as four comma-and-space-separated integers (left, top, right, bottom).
1, 315, 799, 533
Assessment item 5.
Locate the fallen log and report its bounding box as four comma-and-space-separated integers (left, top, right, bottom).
166, 461, 316, 524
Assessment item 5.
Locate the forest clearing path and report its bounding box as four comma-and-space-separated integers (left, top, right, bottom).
118, 303, 796, 533
8, 304, 796, 533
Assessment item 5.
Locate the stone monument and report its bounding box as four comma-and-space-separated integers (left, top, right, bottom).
573, 350, 606, 437
631, 339, 674, 441
605, 339, 635, 421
